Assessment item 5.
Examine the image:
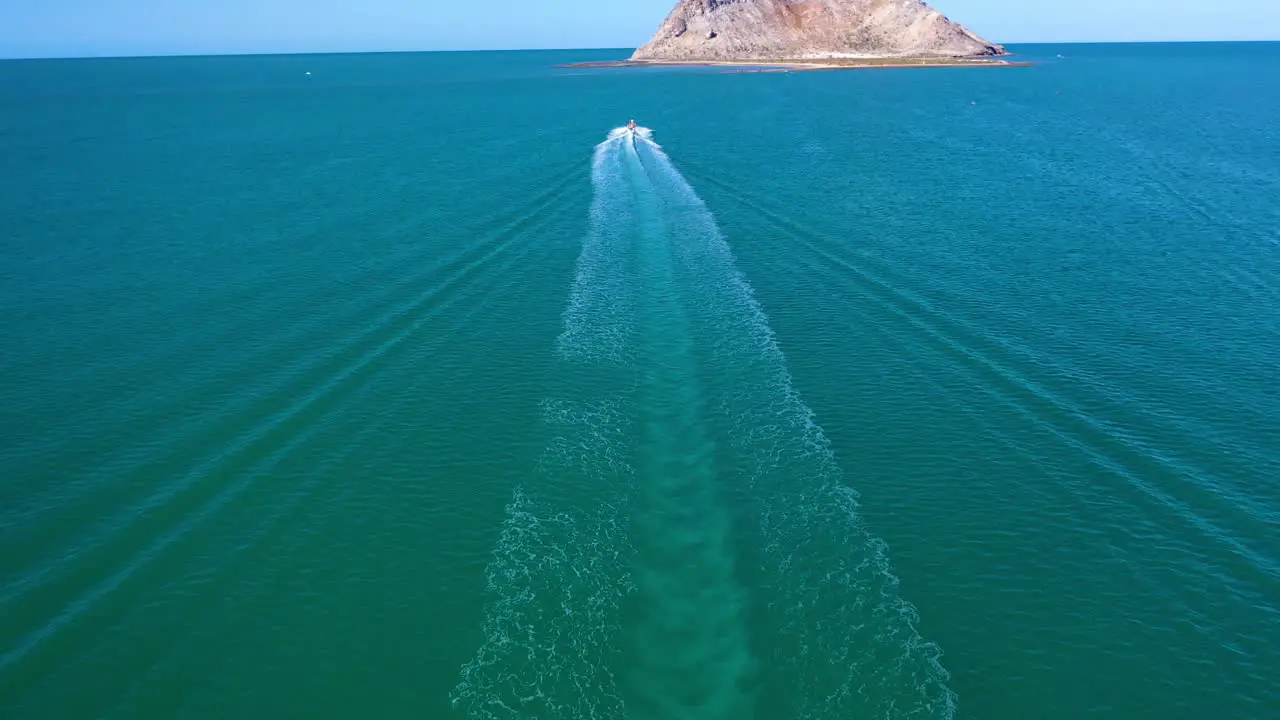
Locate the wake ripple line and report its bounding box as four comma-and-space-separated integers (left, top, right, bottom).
97, 405, 402, 720
1, 161, 585, 555
830, 293, 1276, 636
684, 167, 1280, 583
0, 187, 574, 613
10, 385, 403, 718
96, 275, 532, 717
0, 210, 561, 679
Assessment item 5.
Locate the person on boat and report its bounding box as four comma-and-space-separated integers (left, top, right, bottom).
627, 119, 637, 130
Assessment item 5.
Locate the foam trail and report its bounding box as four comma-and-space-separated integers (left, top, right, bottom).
617, 138, 754, 720
558, 136, 637, 365
451, 405, 634, 720
456, 127, 951, 719
606, 126, 658, 146
452, 131, 640, 719
454, 127, 755, 720
635, 135, 958, 719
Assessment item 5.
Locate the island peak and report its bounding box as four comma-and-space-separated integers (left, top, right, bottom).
632, 0, 1006, 61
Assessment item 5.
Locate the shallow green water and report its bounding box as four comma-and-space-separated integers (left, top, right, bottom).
2, 44, 1278, 719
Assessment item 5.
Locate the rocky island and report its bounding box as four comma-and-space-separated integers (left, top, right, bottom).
563, 0, 1027, 72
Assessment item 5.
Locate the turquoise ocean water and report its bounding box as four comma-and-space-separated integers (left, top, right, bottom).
2, 43, 1278, 718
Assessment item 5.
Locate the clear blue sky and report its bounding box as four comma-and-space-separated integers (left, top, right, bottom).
2, 0, 1278, 59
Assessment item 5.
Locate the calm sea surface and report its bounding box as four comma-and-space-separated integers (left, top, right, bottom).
2, 43, 1278, 719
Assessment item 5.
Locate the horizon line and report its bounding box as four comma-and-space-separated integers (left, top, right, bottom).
2, 38, 1278, 62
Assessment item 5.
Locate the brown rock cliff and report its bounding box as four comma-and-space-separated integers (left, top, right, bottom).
632, 0, 1006, 60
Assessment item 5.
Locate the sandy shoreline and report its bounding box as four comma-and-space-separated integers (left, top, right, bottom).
559, 57, 1032, 72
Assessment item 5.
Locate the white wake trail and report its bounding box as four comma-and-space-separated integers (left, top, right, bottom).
452, 134, 638, 720
633, 136, 959, 719
557, 135, 638, 365
455, 128, 957, 720
604, 126, 658, 146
